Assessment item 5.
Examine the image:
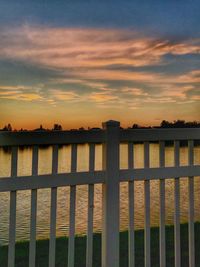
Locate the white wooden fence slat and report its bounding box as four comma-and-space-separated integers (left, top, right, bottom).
128, 143, 135, 267
86, 144, 95, 267
29, 145, 39, 267
144, 142, 150, 267
87, 184, 94, 267
49, 145, 58, 267
89, 143, 95, 172
49, 187, 57, 267
159, 141, 166, 267
68, 185, 76, 267
174, 141, 181, 267
188, 140, 195, 267
8, 146, 18, 267
129, 181, 134, 267
68, 144, 77, 267
71, 144, 77, 173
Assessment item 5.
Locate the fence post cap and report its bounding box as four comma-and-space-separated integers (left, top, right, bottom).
102, 120, 120, 128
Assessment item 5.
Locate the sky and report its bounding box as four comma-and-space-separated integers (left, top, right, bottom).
0, 0, 199, 129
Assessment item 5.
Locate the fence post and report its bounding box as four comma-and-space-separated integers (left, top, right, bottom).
102, 120, 120, 267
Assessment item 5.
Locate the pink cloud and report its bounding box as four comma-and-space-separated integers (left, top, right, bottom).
0, 25, 199, 71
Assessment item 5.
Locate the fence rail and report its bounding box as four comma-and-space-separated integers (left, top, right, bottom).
0, 120, 199, 267
0, 127, 200, 146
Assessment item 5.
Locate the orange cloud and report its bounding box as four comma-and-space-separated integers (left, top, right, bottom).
88, 92, 118, 102
0, 93, 43, 101
71, 69, 163, 82
118, 87, 148, 96
49, 89, 80, 101
176, 70, 200, 84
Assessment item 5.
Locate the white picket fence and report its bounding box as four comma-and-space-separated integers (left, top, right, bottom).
0, 120, 200, 267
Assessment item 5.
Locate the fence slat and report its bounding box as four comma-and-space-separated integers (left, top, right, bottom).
8, 146, 18, 267
129, 181, 134, 267
71, 144, 77, 173
49, 145, 58, 267
128, 142, 135, 267
174, 141, 181, 267
29, 146, 39, 267
87, 184, 94, 267
159, 141, 166, 267
68, 144, 77, 267
144, 142, 150, 267
188, 140, 195, 267
89, 143, 95, 172
49, 187, 57, 267
68, 185, 76, 267
86, 144, 95, 267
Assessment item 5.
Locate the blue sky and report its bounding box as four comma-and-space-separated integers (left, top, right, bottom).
1, 0, 200, 35
0, 0, 199, 129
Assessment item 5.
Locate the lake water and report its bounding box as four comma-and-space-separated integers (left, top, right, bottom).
0, 144, 200, 245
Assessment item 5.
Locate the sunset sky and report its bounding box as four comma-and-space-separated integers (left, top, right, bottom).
0, 0, 199, 129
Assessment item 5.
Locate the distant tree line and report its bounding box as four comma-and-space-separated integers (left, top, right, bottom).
1, 123, 12, 131
132, 120, 200, 129
0, 120, 200, 131
159, 120, 200, 128
33, 124, 63, 131
0, 123, 63, 132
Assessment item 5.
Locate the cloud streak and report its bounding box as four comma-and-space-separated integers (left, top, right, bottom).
0, 25, 200, 70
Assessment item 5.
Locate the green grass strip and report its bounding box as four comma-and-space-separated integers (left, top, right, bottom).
0, 223, 199, 267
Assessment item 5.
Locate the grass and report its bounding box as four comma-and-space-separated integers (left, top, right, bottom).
0, 223, 200, 267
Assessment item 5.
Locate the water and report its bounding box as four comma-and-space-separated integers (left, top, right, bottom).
0, 144, 200, 245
